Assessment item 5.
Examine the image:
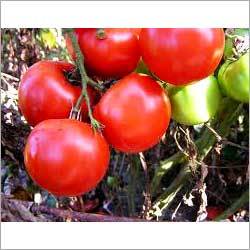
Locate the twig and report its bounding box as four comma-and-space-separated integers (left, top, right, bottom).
171, 200, 182, 221
87, 78, 105, 92
214, 188, 249, 221
206, 165, 248, 169
1, 196, 147, 222
205, 123, 249, 151
1, 72, 20, 81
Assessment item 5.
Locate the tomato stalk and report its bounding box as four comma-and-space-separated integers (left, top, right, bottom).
67, 29, 102, 130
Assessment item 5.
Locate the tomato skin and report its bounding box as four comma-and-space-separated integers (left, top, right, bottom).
93, 73, 171, 153
24, 119, 110, 197
18, 61, 98, 126
168, 75, 222, 125
218, 52, 249, 103
139, 28, 225, 85
68, 28, 141, 79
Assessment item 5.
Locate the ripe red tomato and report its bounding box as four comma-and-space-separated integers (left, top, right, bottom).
18, 60, 98, 126
24, 119, 110, 196
206, 206, 224, 220
94, 73, 171, 153
66, 28, 141, 79
139, 28, 225, 85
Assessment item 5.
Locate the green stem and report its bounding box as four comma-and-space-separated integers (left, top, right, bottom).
151, 152, 185, 195
151, 98, 243, 215
214, 188, 249, 221
67, 29, 102, 130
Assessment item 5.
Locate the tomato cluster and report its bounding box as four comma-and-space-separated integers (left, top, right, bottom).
19, 28, 248, 197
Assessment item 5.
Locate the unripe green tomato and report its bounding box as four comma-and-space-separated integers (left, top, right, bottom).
167, 76, 222, 125
218, 52, 249, 103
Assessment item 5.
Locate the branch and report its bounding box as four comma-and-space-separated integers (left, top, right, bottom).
214, 188, 249, 221
1, 196, 147, 222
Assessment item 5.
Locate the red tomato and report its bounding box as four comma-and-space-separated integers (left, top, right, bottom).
139, 28, 225, 85
24, 119, 110, 196
207, 206, 224, 220
18, 60, 98, 126
94, 73, 171, 153
67, 28, 141, 79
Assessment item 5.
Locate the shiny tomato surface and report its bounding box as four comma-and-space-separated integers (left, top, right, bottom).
18, 61, 98, 126
94, 73, 171, 153
66, 28, 141, 79
24, 119, 110, 196
139, 28, 225, 85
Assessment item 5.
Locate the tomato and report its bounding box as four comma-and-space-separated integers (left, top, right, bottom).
67, 28, 141, 79
18, 60, 98, 126
94, 73, 171, 153
206, 206, 224, 220
24, 119, 110, 196
218, 52, 249, 103
167, 75, 222, 125
139, 28, 225, 85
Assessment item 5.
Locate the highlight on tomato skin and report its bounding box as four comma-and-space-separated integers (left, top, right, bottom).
65, 28, 141, 79
18, 60, 99, 127
24, 119, 110, 197
93, 72, 171, 153
139, 28, 225, 85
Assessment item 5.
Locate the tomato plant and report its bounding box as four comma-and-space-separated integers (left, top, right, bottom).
139, 28, 225, 85
94, 73, 171, 153
18, 60, 98, 126
24, 119, 110, 196
66, 28, 141, 79
218, 52, 249, 103
167, 75, 222, 125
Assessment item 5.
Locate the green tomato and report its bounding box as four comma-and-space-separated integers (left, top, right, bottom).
167, 76, 222, 126
218, 52, 249, 103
